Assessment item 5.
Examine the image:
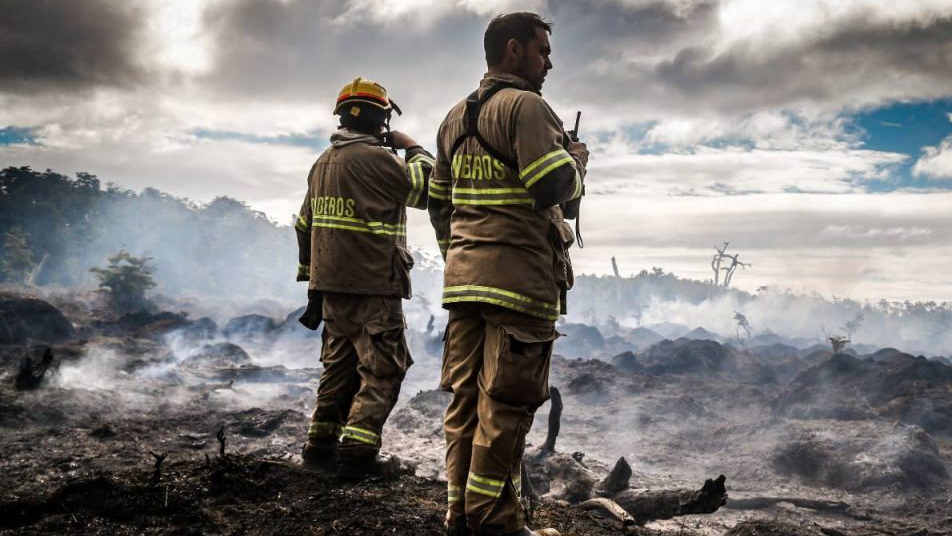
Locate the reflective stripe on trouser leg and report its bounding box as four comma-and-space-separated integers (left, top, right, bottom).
512, 462, 522, 499
441, 306, 485, 524
467, 473, 506, 498
466, 307, 555, 534
308, 421, 342, 440
342, 310, 411, 453
340, 425, 379, 446
312, 324, 361, 433
447, 483, 462, 505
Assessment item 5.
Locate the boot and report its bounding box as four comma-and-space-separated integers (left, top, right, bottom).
444, 517, 471, 536
504, 528, 560, 536
337, 450, 403, 480
301, 437, 337, 471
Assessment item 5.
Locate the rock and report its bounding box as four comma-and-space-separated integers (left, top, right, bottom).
634, 338, 740, 375
223, 314, 277, 339
769, 424, 949, 491
683, 327, 722, 342
773, 351, 952, 433
610, 351, 643, 374
625, 327, 664, 349
390, 389, 451, 436
555, 323, 605, 357
725, 519, 825, 536
0, 298, 73, 344
180, 342, 252, 368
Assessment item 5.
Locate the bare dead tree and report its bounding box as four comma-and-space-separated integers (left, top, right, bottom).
822, 327, 850, 354
711, 242, 751, 289
611, 256, 621, 278
733, 312, 751, 347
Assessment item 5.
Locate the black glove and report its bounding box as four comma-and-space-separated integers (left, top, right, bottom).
298, 289, 324, 330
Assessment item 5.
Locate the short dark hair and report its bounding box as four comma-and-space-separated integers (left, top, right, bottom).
484, 12, 552, 66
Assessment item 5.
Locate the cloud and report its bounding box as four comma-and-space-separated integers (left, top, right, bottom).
0, 0, 147, 92
913, 136, 952, 179
913, 112, 952, 179
585, 144, 907, 196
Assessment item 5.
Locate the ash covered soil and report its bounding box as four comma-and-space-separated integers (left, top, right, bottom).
2, 291, 952, 535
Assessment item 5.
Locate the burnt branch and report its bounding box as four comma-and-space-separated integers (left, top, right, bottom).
542, 386, 562, 454
149, 451, 167, 486
217, 426, 226, 458
612, 474, 727, 523
15, 347, 54, 390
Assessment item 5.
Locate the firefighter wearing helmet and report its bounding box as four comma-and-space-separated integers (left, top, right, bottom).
295, 77, 434, 479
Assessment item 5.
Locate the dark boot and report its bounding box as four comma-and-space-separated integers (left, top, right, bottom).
337, 449, 403, 480
502, 528, 560, 536
301, 437, 337, 471
444, 517, 471, 536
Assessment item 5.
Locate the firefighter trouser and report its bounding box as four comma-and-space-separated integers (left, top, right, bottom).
307, 292, 412, 458
441, 303, 557, 535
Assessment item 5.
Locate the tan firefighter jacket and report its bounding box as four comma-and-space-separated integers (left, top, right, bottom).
295, 129, 434, 298
428, 72, 585, 321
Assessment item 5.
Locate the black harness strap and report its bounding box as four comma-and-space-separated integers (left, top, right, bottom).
449, 83, 519, 171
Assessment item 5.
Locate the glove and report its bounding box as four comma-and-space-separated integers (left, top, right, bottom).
298, 289, 324, 330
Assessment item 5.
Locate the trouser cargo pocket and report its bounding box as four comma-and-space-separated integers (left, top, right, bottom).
482, 323, 557, 409
368, 326, 412, 378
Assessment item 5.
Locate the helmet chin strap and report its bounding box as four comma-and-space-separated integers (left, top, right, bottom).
381, 98, 403, 153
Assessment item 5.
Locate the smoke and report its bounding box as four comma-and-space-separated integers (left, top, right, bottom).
565, 274, 952, 356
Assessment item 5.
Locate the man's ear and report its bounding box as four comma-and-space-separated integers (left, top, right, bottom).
505, 38, 522, 60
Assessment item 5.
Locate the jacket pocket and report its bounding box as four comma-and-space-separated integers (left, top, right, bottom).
367, 325, 412, 378
549, 220, 575, 291
482, 323, 558, 410
392, 245, 415, 299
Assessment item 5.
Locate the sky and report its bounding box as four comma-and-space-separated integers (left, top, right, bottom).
1, 0, 952, 302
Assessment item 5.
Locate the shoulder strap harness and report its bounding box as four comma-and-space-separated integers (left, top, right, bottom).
449, 83, 519, 170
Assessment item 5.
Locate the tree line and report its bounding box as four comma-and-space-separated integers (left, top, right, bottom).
0, 166, 296, 301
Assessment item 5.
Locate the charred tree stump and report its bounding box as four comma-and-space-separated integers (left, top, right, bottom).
149, 451, 167, 486
595, 457, 632, 497
612, 474, 727, 523
15, 347, 54, 390
542, 387, 562, 454
217, 426, 227, 458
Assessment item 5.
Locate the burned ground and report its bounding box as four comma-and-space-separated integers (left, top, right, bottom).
2, 292, 952, 535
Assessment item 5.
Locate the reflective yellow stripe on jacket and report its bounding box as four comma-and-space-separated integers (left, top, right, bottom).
312, 215, 406, 236
429, 181, 450, 201
450, 187, 533, 206
520, 148, 574, 188
409, 153, 435, 166
405, 161, 428, 207
443, 285, 559, 321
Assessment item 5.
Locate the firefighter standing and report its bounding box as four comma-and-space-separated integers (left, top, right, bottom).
296, 77, 434, 479
428, 13, 588, 536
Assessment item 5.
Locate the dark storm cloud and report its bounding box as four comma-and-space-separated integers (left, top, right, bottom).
653, 13, 952, 112
202, 0, 488, 111
0, 0, 146, 92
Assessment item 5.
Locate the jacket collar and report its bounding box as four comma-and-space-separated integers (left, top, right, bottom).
329, 128, 382, 148
479, 71, 539, 96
